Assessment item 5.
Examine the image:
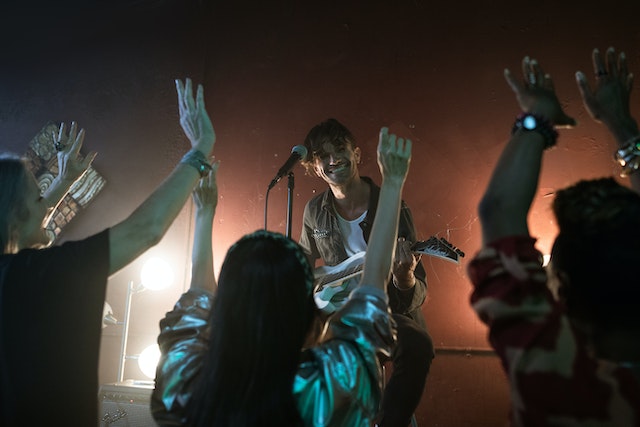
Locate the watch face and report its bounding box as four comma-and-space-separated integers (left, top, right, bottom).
522, 115, 537, 130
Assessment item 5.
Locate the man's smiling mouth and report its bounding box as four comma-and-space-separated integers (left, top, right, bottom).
326, 161, 349, 174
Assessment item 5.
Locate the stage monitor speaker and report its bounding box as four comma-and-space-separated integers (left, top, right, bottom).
98, 380, 155, 426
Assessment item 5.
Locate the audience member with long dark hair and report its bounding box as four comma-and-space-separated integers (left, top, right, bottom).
468, 49, 640, 425
0, 78, 215, 426
151, 127, 412, 426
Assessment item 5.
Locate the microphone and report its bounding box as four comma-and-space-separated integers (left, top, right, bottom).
268, 145, 308, 189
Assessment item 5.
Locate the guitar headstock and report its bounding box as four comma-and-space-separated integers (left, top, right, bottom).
411, 236, 465, 264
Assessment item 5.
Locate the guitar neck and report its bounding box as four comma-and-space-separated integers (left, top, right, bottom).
316, 263, 363, 288
313, 236, 465, 291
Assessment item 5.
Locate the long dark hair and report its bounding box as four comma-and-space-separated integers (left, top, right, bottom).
0, 154, 30, 254
189, 230, 316, 427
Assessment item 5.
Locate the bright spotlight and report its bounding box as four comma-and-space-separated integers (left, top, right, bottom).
138, 344, 160, 379
140, 257, 173, 291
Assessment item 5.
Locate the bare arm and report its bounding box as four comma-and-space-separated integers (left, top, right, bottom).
576, 47, 640, 192
189, 163, 219, 293
108, 79, 216, 274
480, 57, 576, 246
360, 127, 411, 291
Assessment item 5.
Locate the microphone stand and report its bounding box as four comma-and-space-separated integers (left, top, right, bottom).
286, 172, 294, 238
264, 171, 295, 238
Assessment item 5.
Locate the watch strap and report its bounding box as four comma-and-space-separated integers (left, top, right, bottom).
180, 149, 213, 178
511, 112, 558, 149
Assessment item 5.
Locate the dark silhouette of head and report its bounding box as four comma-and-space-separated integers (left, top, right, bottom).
551, 177, 640, 349
189, 230, 317, 427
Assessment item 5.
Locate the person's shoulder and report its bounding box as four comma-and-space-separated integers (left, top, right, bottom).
54, 229, 110, 251
304, 189, 331, 209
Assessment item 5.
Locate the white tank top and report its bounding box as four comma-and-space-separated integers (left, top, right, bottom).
337, 210, 368, 257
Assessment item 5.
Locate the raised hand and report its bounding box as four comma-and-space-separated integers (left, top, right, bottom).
504, 56, 576, 127
377, 127, 412, 186
53, 121, 97, 184
576, 47, 635, 128
42, 121, 97, 219
176, 78, 216, 157
190, 161, 220, 293
362, 127, 412, 292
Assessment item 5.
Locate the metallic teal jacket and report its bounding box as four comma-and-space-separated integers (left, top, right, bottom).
151, 286, 396, 426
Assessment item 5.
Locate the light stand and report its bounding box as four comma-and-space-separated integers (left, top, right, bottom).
112, 257, 173, 383
117, 281, 145, 383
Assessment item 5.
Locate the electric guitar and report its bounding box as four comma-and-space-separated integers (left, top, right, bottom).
313, 236, 465, 312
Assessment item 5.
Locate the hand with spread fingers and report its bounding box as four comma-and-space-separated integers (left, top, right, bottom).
175, 78, 216, 158
43, 121, 97, 213
576, 47, 640, 188
576, 47, 635, 129
377, 126, 412, 185
504, 56, 576, 127
53, 121, 97, 184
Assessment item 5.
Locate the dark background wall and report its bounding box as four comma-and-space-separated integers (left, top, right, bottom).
2, 1, 639, 425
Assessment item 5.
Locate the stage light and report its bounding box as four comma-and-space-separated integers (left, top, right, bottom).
138, 344, 161, 379
140, 257, 174, 291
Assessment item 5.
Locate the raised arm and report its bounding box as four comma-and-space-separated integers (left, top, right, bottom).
360, 127, 411, 291
479, 57, 575, 245
109, 79, 216, 274
189, 163, 219, 293
42, 121, 97, 222
576, 47, 640, 192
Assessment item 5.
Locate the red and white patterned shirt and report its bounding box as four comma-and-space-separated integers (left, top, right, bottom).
468, 236, 640, 426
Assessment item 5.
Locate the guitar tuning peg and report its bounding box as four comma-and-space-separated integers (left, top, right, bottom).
440, 237, 465, 258
439, 237, 452, 247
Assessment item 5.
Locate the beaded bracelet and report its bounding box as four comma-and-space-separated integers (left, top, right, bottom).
180, 149, 212, 178
614, 136, 640, 177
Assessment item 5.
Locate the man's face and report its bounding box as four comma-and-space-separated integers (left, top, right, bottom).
312, 141, 361, 186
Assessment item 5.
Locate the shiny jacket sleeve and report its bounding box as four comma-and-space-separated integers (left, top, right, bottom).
151, 289, 212, 426
294, 286, 397, 427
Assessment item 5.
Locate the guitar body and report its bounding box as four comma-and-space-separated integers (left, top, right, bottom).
313, 252, 365, 312
313, 236, 465, 314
